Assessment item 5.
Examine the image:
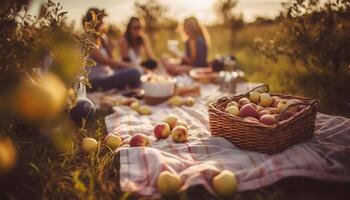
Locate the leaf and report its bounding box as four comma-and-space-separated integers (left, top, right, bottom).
84, 58, 96, 67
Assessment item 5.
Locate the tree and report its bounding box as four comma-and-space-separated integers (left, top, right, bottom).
215, 0, 244, 47
134, 0, 167, 43
255, 0, 350, 115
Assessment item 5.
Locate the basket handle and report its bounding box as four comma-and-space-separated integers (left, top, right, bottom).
276, 99, 319, 127
244, 84, 270, 96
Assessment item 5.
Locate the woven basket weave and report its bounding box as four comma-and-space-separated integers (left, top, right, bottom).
208, 84, 320, 154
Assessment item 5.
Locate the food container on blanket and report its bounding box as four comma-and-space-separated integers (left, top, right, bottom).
141, 74, 177, 105
208, 84, 320, 154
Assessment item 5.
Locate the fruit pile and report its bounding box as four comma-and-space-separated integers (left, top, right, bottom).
154, 115, 189, 142
167, 95, 195, 107
225, 91, 307, 126
156, 169, 237, 197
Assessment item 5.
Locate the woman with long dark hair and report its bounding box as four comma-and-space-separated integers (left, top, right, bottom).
83, 8, 141, 91
118, 17, 155, 65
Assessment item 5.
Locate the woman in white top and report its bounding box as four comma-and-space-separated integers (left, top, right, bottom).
83, 8, 141, 91
118, 17, 155, 65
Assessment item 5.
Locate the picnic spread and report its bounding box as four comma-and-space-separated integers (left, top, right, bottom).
89, 78, 350, 198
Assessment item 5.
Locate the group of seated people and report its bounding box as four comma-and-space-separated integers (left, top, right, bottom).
83, 8, 210, 92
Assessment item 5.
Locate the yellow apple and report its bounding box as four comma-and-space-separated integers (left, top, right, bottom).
249, 91, 260, 104
138, 105, 152, 115
259, 93, 272, 107
156, 171, 182, 196
130, 101, 140, 111
82, 138, 98, 153
164, 115, 178, 130
184, 97, 195, 106
168, 96, 184, 106
212, 170, 238, 197
225, 106, 239, 116
105, 134, 122, 150
171, 126, 188, 142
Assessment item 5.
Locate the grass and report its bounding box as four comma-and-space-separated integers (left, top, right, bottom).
1, 23, 349, 200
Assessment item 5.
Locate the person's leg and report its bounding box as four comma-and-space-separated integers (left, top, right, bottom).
90, 68, 141, 91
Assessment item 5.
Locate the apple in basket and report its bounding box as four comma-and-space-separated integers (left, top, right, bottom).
271, 96, 282, 107
226, 106, 240, 116
82, 138, 98, 153
249, 91, 260, 104
157, 171, 182, 196
239, 103, 259, 118
226, 101, 239, 109
164, 115, 178, 130
238, 97, 251, 108
212, 170, 238, 197
243, 117, 260, 123
277, 100, 288, 112
259, 114, 276, 126
154, 122, 171, 139
258, 109, 271, 118
171, 126, 188, 142
130, 134, 151, 147
259, 93, 273, 107
105, 134, 122, 150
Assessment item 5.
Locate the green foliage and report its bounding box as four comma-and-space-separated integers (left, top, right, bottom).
215, 0, 245, 46
255, 0, 350, 115
134, 0, 167, 41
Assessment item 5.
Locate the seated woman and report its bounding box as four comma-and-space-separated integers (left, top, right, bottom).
162, 17, 210, 76
83, 8, 141, 91
118, 17, 156, 67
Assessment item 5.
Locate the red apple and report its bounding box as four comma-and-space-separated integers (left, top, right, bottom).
238, 97, 251, 108
130, 134, 150, 147
258, 109, 271, 118
271, 96, 282, 107
281, 111, 296, 121
243, 117, 260, 123
239, 103, 259, 118
259, 114, 276, 125
268, 107, 280, 114
154, 122, 171, 139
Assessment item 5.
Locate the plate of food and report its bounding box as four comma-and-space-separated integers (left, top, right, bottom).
189, 67, 219, 83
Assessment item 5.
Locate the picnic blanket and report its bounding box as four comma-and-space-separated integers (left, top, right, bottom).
104, 83, 350, 198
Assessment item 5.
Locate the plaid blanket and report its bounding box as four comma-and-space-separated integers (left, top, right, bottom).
104, 83, 350, 198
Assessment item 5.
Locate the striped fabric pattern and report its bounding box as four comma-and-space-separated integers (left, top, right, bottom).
104, 84, 350, 198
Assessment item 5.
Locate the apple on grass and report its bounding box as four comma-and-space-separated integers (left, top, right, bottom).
171, 126, 188, 142
239, 103, 259, 118
212, 170, 238, 197
154, 122, 171, 139
82, 138, 98, 153
105, 134, 122, 150
130, 134, 150, 147
157, 171, 182, 196
164, 115, 178, 130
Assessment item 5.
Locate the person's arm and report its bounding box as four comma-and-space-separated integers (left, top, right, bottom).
143, 36, 156, 59
182, 39, 197, 64
118, 38, 129, 61
90, 48, 132, 69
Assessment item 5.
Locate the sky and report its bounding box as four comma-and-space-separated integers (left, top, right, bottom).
28, 0, 285, 27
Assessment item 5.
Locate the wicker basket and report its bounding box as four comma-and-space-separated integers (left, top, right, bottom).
208, 84, 320, 154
